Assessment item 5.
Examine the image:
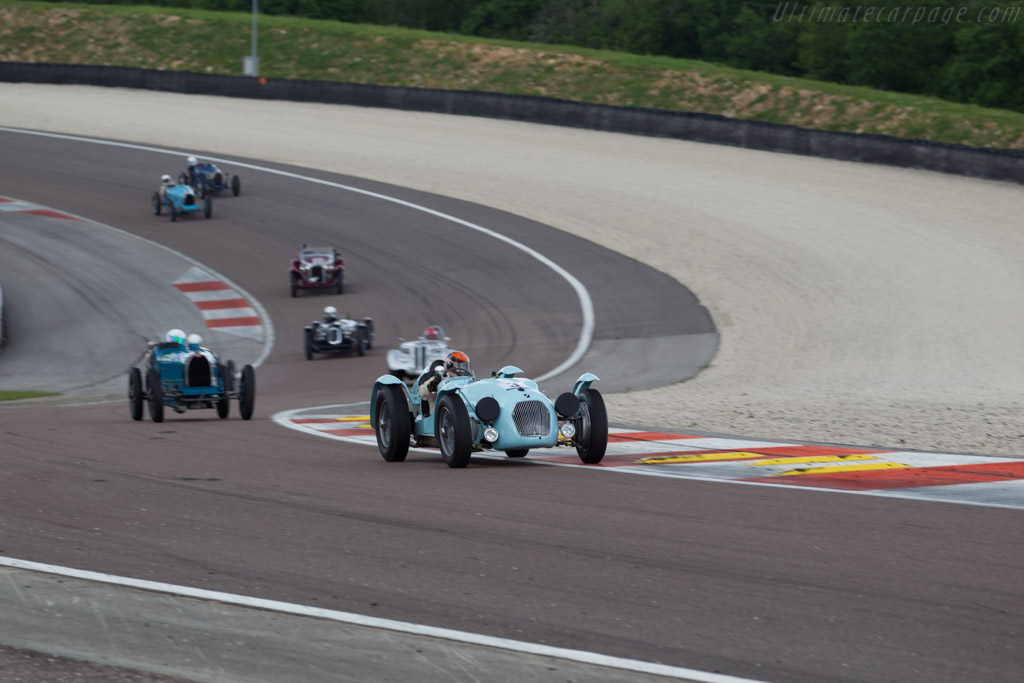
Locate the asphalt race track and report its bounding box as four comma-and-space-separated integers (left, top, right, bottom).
1, 125, 1023, 683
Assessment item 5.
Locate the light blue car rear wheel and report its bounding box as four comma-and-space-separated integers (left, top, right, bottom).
575, 388, 608, 464
238, 365, 256, 420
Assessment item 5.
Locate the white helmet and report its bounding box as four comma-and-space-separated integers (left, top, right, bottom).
166, 328, 186, 345
187, 155, 198, 166
324, 306, 338, 318
161, 174, 173, 185
186, 333, 203, 347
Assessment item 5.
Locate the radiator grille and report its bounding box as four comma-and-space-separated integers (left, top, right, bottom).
512, 400, 551, 437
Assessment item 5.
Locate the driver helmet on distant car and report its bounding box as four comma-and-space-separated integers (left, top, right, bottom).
443, 350, 472, 378
161, 174, 173, 186
186, 155, 198, 170
186, 333, 203, 350
166, 328, 186, 345
424, 326, 442, 340
322, 305, 339, 323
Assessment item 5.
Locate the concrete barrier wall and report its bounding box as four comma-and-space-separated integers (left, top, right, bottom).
2, 62, 1022, 184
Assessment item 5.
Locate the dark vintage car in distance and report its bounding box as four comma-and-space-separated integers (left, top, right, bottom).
291, 244, 345, 296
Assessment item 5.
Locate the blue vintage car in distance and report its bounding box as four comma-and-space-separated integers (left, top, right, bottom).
129, 333, 255, 423
181, 155, 240, 197
371, 362, 608, 468
152, 175, 212, 221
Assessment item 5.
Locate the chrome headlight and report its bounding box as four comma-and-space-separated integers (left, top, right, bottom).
483, 427, 499, 443
559, 421, 576, 438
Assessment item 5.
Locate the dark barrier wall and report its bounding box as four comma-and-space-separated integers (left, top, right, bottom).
3, 62, 1023, 184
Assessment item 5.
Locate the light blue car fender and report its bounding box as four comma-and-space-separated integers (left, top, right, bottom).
573, 372, 599, 397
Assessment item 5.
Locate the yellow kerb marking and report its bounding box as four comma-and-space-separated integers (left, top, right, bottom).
335, 416, 370, 422
639, 452, 768, 464
773, 462, 911, 476
747, 455, 879, 467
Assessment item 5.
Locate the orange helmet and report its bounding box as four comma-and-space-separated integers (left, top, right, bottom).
444, 350, 472, 377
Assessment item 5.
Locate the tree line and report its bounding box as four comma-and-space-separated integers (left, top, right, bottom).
44, 0, 1024, 112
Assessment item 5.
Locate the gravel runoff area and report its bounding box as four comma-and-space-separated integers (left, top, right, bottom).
4, 83, 1024, 457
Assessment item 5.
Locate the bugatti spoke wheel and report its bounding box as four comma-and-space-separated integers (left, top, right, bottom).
128, 368, 143, 421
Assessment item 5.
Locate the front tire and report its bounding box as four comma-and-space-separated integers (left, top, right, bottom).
505, 449, 529, 458
151, 192, 162, 216
290, 274, 299, 298
169, 204, 177, 222
575, 388, 608, 464
204, 197, 212, 219
128, 368, 143, 421
304, 330, 314, 360
216, 363, 230, 418
146, 368, 164, 423
231, 175, 241, 196
238, 364, 256, 420
356, 328, 367, 357
437, 394, 472, 468
375, 385, 411, 462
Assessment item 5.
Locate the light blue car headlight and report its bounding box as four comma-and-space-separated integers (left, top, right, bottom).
483, 426, 499, 443
559, 421, 576, 438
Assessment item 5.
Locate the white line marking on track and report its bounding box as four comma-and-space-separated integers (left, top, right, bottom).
0, 557, 767, 683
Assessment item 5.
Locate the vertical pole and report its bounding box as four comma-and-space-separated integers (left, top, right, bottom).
251, 0, 259, 77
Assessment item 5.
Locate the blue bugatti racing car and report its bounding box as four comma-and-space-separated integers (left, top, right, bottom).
152, 178, 212, 221
181, 156, 241, 197
371, 363, 608, 468
129, 333, 255, 422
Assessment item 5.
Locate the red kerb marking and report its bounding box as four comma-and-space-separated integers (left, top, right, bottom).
206, 317, 261, 328
175, 281, 230, 292
742, 460, 1024, 490
20, 209, 81, 221
0, 198, 13, 202
195, 298, 249, 310
609, 431, 698, 443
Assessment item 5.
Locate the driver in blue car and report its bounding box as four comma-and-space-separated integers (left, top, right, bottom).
158, 173, 174, 199
144, 328, 186, 368
419, 350, 472, 415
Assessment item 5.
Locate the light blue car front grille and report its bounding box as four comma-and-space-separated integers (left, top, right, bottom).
512, 400, 551, 437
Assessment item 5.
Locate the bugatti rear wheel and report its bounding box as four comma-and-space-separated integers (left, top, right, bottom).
204, 197, 212, 219
238, 364, 256, 420
574, 388, 608, 464
375, 385, 411, 462
169, 204, 177, 222
146, 369, 164, 423
437, 395, 472, 468
151, 192, 162, 216
304, 330, 315, 360
231, 175, 241, 196
128, 368, 143, 421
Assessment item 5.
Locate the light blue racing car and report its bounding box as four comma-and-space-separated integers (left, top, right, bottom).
371, 361, 608, 468
152, 175, 212, 221
129, 332, 255, 423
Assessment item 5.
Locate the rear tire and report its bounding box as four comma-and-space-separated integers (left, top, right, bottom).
169, 204, 177, 222
231, 175, 241, 196
216, 363, 230, 418
336, 275, 344, 294
357, 328, 367, 357
290, 274, 299, 298
238, 364, 256, 420
305, 330, 314, 360
375, 385, 411, 462
151, 192, 162, 216
128, 368, 143, 421
146, 368, 164, 423
204, 197, 212, 219
437, 394, 472, 468
575, 388, 608, 464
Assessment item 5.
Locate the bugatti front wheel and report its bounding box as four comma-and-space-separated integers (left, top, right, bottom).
128, 368, 143, 421
437, 395, 472, 468
204, 197, 212, 219
146, 369, 164, 423
151, 192, 162, 216
231, 175, 241, 196
304, 330, 314, 360
357, 328, 367, 357
575, 388, 608, 464
238, 364, 256, 420
375, 385, 410, 462
169, 204, 177, 222
216, 363, 230, 419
